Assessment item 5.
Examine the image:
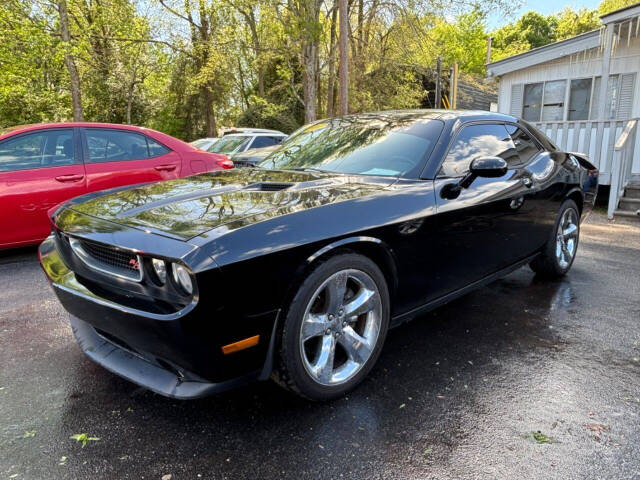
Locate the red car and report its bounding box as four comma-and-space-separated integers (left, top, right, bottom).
0, 123, 233, 249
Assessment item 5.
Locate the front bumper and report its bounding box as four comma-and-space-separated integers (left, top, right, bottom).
69, 314, 255, 399
39, 234, 278, 399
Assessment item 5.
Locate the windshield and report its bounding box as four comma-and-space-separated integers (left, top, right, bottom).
208, 135, 251, 154
191, 139, 212, 148
259, 115, 443, 177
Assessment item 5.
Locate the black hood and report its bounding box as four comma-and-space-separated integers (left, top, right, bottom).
65, 169, 395, 240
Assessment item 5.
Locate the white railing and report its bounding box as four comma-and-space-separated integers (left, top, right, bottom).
607, 119, 637, 218
534, 119, 639, 186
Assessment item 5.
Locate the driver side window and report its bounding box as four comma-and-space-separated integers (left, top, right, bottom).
440, 124, 517, 177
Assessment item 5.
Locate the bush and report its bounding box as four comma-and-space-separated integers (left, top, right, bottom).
236, 96, 300, 134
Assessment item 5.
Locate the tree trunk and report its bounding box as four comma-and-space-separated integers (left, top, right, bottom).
338, 0, 349, 116
202, 87, 217, 137
326, 3, 338, 117
302, 42, 317, 124
244, 10, 265, 98
58, 0, 84, 121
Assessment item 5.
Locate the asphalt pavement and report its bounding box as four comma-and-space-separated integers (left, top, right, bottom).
1, 212, 639, 480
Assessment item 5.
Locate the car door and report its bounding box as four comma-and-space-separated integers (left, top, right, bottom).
0, 128, 86, 247
427, 122, 541, 299
81, 128, 182, 193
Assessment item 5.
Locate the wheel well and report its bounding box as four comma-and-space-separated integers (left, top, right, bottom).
338, 242, 398, 299
290, 241, 399, 307
567, 190, 584, 215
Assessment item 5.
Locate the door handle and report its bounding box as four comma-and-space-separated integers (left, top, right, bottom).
521, 177, 533, 188
55, 174, 84, 182
154, 164, 177, 172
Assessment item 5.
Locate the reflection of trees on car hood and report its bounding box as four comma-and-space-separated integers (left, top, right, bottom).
64, 169, 394, 240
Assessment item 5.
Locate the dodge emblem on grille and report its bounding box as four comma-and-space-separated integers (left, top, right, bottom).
129, 258, 140, 270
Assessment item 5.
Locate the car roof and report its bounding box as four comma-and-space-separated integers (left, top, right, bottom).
0, 122, 193, 151
328, 109, 518, 125
222, 128, 284, 134
222, 132, 286, 137
0, 122, 165, 139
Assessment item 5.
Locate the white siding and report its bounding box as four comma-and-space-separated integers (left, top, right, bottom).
495, 32, 640, 175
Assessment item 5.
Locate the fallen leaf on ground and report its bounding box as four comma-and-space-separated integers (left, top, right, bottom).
586, 424, 610, 435
525, 431, 552, 444
70, 433, 100, 447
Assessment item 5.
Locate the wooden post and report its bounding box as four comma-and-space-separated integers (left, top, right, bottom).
450, 63, 458, 110
435, 56, 442, 109
338, 0, 349, 116
595, 23, 615, 173
486, 36, 493, 66
597, 24, 614, 120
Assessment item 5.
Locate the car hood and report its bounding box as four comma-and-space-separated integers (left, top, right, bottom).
64, 169, 396, 240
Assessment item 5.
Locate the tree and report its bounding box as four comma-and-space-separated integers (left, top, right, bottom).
338, 0, 348, 115
57, 0, 83, 120
598, 0, 638, 15
555, 7, 600, 40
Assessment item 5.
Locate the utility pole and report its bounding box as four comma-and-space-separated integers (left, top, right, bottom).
434, 56, 442, 109
486, 36, 493, 66
338, 0, 349, 115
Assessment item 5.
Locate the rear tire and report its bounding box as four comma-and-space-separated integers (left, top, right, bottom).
530, 199, 580, 278
273, 253, 390, 401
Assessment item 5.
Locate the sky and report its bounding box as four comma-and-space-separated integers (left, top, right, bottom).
487, 0, 602, 28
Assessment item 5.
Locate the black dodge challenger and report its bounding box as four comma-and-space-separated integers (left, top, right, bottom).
40, 111, 598, 401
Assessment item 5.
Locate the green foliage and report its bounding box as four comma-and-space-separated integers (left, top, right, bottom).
598, 0, 638, 15
236, 96, 300, 134
555, 7, 600, 40
431, 7, 489, 74
0, 0, 619, 136
492, 4, 606, 61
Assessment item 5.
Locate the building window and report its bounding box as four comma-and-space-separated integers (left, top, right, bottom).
522, 81, 566, 122
541, 80, 566, 121
523, 83, 543, 122
516, 73, 634, 122
568, 78, 593, 121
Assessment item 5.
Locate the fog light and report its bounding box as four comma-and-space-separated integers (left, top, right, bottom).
172, 263, 193, 295
152, 258, 167, 284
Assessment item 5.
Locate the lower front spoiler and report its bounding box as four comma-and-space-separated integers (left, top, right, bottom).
70, 315, 259, 400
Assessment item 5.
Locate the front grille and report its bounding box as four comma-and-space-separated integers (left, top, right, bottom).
69, 237, 142, 281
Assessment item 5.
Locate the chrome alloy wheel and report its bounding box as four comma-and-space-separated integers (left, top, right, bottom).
556, 207, 579, 269
299, 269, 382, 386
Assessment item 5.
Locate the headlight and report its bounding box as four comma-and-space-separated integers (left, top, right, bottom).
172, 263, 193, 295
152, 258, 167, 284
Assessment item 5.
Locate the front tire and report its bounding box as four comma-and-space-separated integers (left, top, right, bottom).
273, 253, 390, 401
530, 199, 580, 278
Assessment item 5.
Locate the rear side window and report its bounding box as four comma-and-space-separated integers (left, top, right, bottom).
0, 129, 75, 172
147, 138, 169, 157
250, 136, 278, 149
439, 124, 517, 176
209, 135, 251, 154
505, 125, 541, 165
84, 129, 169, 163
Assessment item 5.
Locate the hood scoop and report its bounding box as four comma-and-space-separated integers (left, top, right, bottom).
244, 182, 294, 192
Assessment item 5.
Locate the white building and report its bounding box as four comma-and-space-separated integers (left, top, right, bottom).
487, 3, 640, 218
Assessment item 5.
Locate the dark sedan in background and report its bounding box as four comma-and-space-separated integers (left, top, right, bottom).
39, 110, 597, 401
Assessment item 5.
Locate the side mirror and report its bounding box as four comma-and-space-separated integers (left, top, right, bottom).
441, 156, 508, 200
469, 156, 508, 178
